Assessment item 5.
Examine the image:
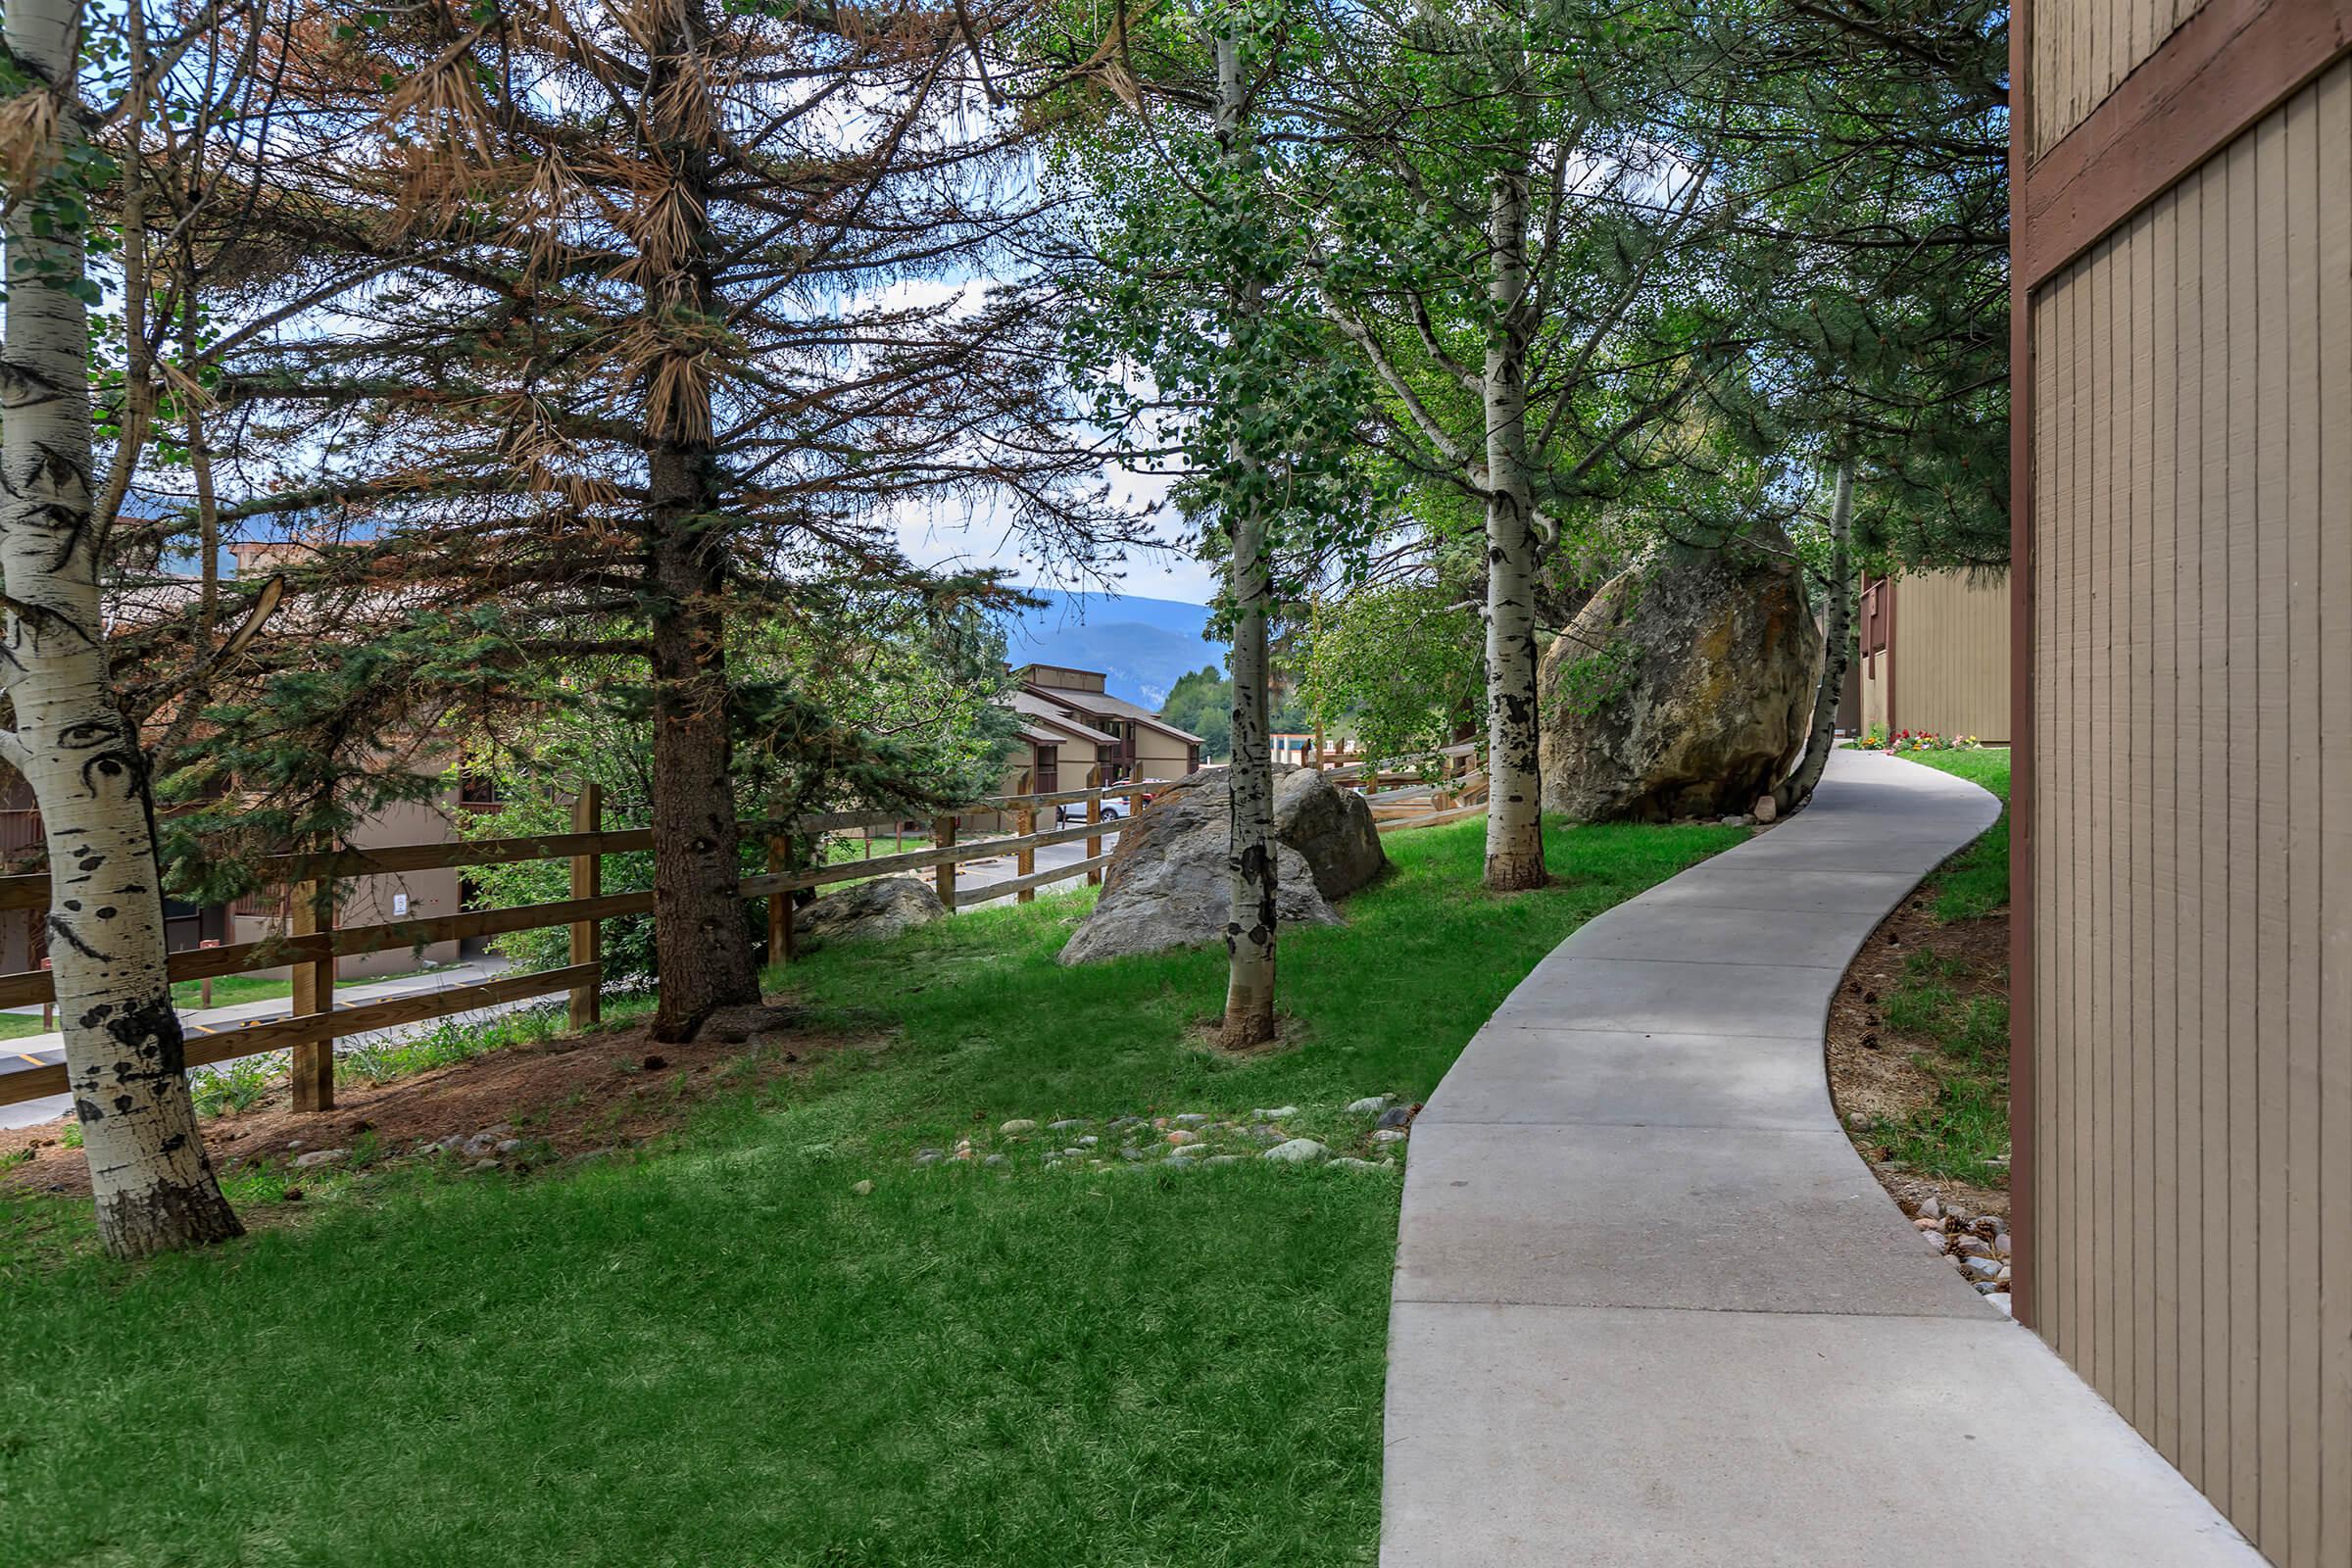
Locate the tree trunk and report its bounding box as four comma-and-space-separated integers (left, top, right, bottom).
643, 0, 758, 1042
1774, 457, 1856, 815
1214, 31, 1277, 1049
1222, 505, 1278, 1048
644, 485, 760, 1041
1480, 138, 1547, 892
2, 0, 241, 1257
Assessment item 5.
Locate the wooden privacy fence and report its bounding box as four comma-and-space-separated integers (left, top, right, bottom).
0, 771, 1157, 1115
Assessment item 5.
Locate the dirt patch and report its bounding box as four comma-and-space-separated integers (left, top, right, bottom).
1826, 894, 2011, 1223
1, 1001, 886, 1200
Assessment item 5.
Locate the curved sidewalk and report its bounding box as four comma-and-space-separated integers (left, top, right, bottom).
1380, 749, 2260, 1566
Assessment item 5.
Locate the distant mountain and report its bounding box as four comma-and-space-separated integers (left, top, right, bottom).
996, 588, 1225, 710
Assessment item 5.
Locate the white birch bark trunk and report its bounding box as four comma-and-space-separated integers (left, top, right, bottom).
1214, 31, 1277, 1048
1773, 456, 1855, 814
1480, 133, 1547, 892
2, 0, 241, 1255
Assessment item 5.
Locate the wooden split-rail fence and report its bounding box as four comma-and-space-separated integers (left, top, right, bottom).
0, 771, 1155, 1115
0, 760, 1491, 1116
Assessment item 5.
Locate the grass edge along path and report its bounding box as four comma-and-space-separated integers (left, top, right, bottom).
0, 813, 1741, 1568
1865, 747, 2013, 1188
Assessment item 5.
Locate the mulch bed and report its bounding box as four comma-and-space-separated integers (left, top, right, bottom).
1825, 894, 2011, 1224
1, 1001, 885, 1200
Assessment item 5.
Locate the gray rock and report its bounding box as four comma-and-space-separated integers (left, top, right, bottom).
1119, 1146, 1144, 1161
1048, 1119, 1086, 1131
1000, 1118, 1038, 1135
461, 1134, 500, 1158
1994, 1232, 2014, 1258
799, 877, 947, 945
495, 1139, 524, 1155
1174, 1113, 1211, 1126
1377, 1103, 1414, 1130
1078, 1135, 1099, 1147
852, 1179, 874, 1196
291, 1148, 348, 1169
1329, 1156, 1392, 1171
1059, 766, 1385, 965
1348, 1096, 1393, 1116
1372, 1128, 1408, 1144
1916, 1196, 1943, 1221
1263, 1138, 1330, 1164
1965, 1256, 2002, 1280
913, 1148, 945, 1166
469, 1158, 500, 1172
1752, 794, 1779, 824
1538, 538, 1818, 822
984, 1154, 1008, 1168
1204, 1154, 1245, 1167
1253, 1105, 1300, 1121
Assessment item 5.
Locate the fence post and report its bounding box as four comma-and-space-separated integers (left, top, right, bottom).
289, 865, 336, 1113
1015, 807, 1036, 904
39, 956, 51, 1031
934, 814, 957, 906
767, 837, 794, 964
569, 784, 602, 1030
1085, 766, 1103, 886
198, 938, 220, 1008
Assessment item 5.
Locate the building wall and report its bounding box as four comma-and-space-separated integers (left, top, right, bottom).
2030, 0, 2201, 154
1131, 728, 1197, 782
231, 794, 467, 981
2026, 52, 2351, 1565
1884, 570, 2013, 742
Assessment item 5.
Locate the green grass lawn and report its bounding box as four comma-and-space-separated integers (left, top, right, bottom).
1864, 747, 2013, 1186
166, 966, 439, 1012
0, 1012, 45, 1043
0, 814, 1741, 1568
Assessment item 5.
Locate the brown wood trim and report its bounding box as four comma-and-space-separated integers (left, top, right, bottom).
2009, 0, 2038, 1332
1883, 575, 1898, 737
2021, 0, 2352, 287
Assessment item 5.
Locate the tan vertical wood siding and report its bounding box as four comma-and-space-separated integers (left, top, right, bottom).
2031, 0, 2207, 155
1880, 571, 2014, 741
2027, 59, 2352, 1566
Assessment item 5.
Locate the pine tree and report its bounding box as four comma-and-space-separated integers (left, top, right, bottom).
214, 0, 1130, 1040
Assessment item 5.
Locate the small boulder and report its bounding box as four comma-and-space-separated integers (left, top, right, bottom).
851, 1179, 875, 1196
291, 1148, 348, 1169
1752, 795, 1779, 824
799, 877, 947, 945
1263, 1138, 1330, 1164
1059, 766, 1385, 965
1347, 1096, 1393, 1116
1000, 1118, 1038, 1135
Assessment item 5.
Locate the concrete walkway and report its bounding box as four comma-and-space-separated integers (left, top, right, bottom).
1380, 749, 2260, 1565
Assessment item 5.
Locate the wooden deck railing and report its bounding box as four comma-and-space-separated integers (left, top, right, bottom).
0, 771, 1160, 1114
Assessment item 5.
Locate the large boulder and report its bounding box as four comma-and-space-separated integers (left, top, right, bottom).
1539, 541, 1818, 822
1059, 765, 1386, 965
798, 876, 946, 944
